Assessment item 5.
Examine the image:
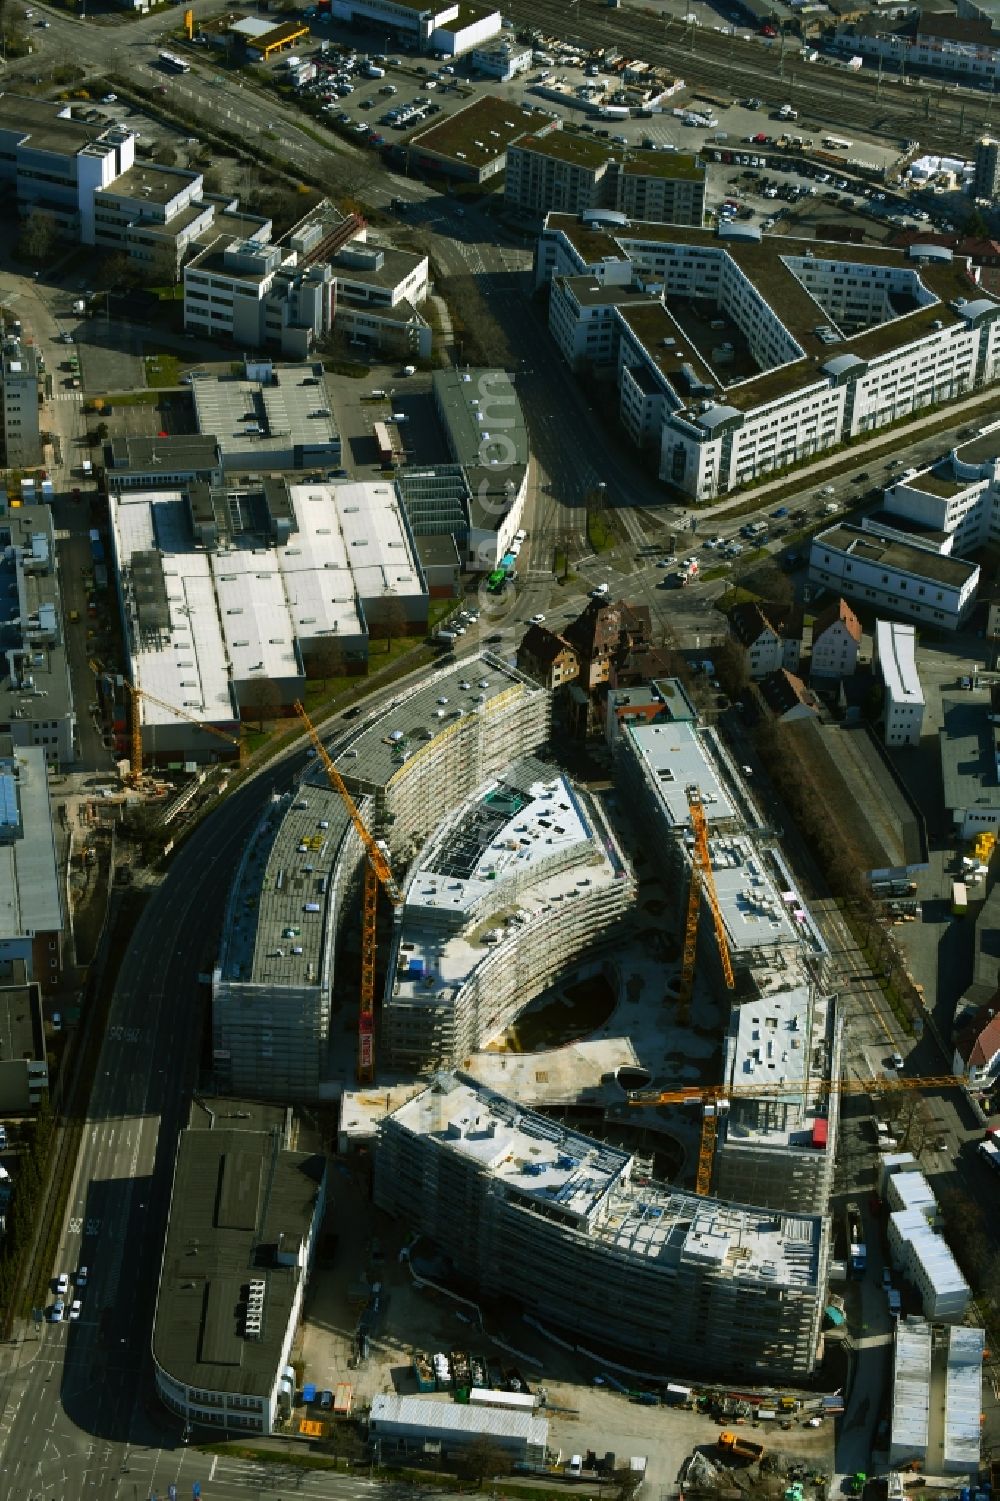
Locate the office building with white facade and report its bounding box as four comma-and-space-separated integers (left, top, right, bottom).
808, 525, 979, 631
375, 1072, 829, 1380
184, 201, 431, 360
834, 12, 1000, 89
876, 620, 925, 747
535, 213, 1000, 499
327, 0, 500, 55
383, 759, 635, 1071
153, 1097, 326, 1434
471, 37, 531, 78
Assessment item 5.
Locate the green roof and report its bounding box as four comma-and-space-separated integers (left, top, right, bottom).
433, 367, 529, 469
409, 95, 542, 169
515, 132, 703, 181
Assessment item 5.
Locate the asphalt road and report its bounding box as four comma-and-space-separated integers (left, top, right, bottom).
0, 743, 310, 1501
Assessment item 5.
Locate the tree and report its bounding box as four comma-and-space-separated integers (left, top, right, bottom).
310, 634, 347, 690
247, 677, 284, 733
454, 1439, 512, 1488
17, 208, 57, 264
368, 591, 408, 656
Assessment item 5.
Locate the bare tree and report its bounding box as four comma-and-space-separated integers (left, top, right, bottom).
310, 634, 347, 690
367, 591, 408, 657
18, 208, 58, 264
454, 1439, 512, 1488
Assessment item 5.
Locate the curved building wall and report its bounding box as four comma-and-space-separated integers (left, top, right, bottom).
375, 1073, 828, 1381
385, 777, 635, 1071
213, 783, 366, 1100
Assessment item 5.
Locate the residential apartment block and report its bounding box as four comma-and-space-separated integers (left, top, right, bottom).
382, 759, 635, 1071
808, 524, 979, 631
505, 130, 705, 225
535, 213, 1000, 500
1, 339, 40, 469
375, 1073, 829, 1379
876, 620, 925, 746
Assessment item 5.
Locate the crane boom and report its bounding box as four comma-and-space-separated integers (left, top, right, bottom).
293, 701, 401, 903
125, 677, 244, 783
294, 700, 401, 1084
627, 1073, 965, 1108
677, 785, 734, 1022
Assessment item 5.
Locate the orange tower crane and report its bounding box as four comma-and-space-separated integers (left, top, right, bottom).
294, 701, 401, 1084
628, 1072, 967, 1195
120, 677, 244, 785
677, 784, 735, 1026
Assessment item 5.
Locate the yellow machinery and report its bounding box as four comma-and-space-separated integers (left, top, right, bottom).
629, 1072, 967, 1195
125, 678, 244, 785
294, 701, 401, 1083
677, 785, 734, 1025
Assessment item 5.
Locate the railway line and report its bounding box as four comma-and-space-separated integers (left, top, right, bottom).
503, 0, 996, 153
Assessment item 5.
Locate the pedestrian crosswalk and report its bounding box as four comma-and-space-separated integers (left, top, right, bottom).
50, 392, 83, 403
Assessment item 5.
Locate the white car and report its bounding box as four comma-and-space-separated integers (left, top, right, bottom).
51, 1299, 65, 1322
530, 613, 546, 624
75, 1265, 88, 1288
69, 1299, 82, 1321
55, 1272, 69, 1296
102, 93, 118, 105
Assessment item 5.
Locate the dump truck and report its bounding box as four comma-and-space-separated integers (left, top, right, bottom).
719, 1432, 765, 1462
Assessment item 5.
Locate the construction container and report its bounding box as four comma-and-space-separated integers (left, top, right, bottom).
413, 1353, 435, 1392
334, 1383, 353, 1417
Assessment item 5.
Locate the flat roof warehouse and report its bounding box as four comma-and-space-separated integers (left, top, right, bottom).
407, 96, 546, 171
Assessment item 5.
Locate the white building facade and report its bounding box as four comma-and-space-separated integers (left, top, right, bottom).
876, 619, 925, 747
809, 524, 979, 631
534, 215, 1000, 500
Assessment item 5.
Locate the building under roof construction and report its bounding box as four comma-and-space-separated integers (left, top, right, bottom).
383, 758, 635, 1071
375, 1072, 829, 1380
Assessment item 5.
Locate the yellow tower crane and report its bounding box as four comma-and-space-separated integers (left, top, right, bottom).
628, 1072, 967, 1195
125, 678, 245, 785
677, 784, 734, 1026
294, 701, 402, 1084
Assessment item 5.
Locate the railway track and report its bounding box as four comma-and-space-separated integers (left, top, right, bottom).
503, 0, 995, 153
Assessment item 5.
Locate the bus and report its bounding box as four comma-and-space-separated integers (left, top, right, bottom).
822, 135, 852, 150
159, 51, 191, 73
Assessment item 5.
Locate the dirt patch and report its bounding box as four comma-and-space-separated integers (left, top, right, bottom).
503, 972, 617, 1051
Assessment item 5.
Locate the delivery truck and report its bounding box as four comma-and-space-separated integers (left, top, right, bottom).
718, 1432, 765, 1462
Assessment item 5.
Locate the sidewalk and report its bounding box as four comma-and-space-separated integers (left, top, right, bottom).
686, 390, 1000, 523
